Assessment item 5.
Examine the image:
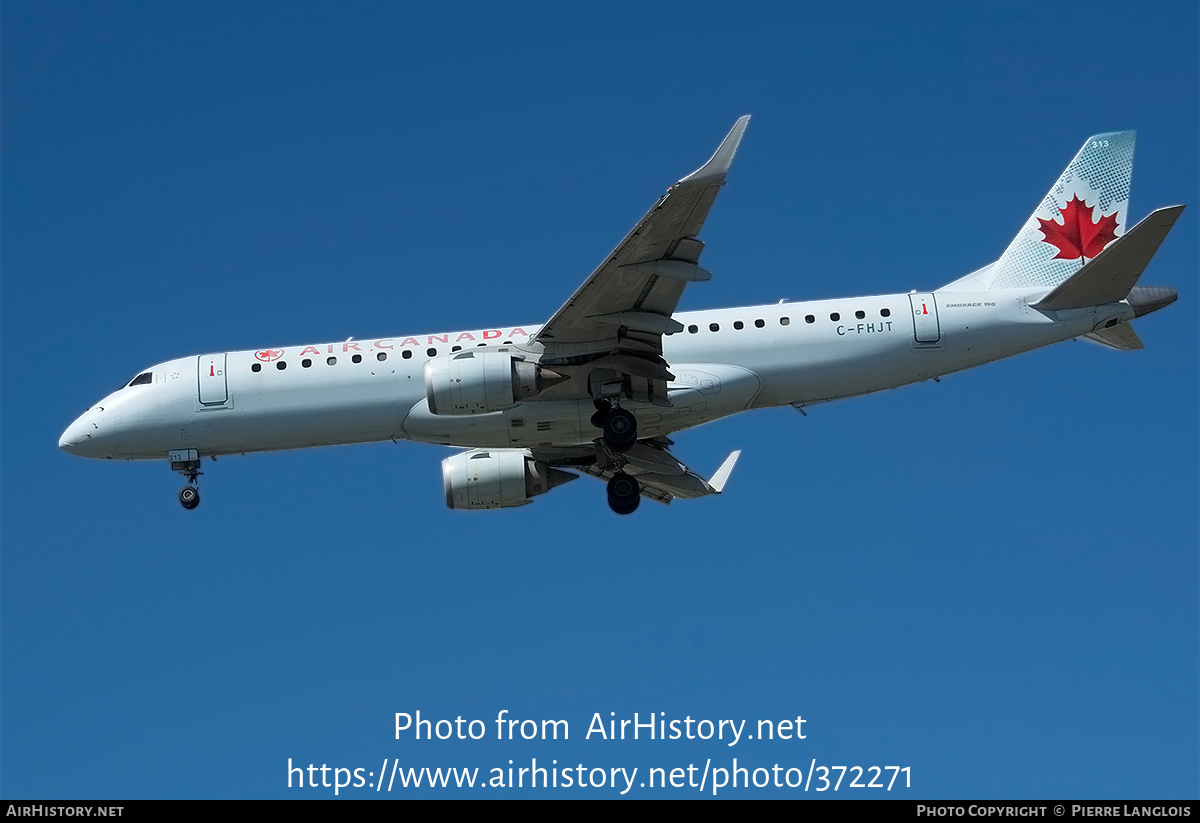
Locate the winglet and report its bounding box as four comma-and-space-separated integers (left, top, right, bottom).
678, 116, 750, 186
707, 450, 742, 493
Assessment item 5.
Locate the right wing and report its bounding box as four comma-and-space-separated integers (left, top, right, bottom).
536, 440, 741, 505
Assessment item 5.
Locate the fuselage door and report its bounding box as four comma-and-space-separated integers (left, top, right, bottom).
909, 293, 941, 343
198, 354, 228, 405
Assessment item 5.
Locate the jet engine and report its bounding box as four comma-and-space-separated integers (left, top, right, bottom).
441, 449, 576, 510
424, 351, 567, 415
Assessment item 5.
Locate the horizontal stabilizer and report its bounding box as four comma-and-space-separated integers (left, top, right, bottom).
1084, 323, 1144, 350
1034, 205, 1184, 311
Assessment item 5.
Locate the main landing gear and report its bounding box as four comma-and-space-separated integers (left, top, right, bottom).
591, 400, 642, 515
591, 399, 637, 452
607, 472, 640, 515
169, 449, 203, 510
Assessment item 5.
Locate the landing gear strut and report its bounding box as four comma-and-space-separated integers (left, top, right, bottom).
607, 472, 640, 515
591, 399, 638, 453
592, 399, 640, 512
169, 449, 203, 510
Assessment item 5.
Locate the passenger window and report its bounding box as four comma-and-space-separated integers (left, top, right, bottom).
830, 312, 840, 321
855, 310, 865, 319
805, 315, 815, 324
302, 358, 312, 368
401, 350, 413, 360
251, 363, 262, 373
881, 308, 891, 317
754, 319, 765, 328
451, 346, 462, 352
709, 322, 719, 332
377, 352, 388, 361
352, 354, 363, 364
734, 321, 744, 330
780, 317, 790, 326
276, 361, 287, 370
327, 356, 337, 366
427, 348, 437, 357
688, 325, 698, 334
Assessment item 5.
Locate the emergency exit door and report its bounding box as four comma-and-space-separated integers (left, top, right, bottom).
198, 354, 228, 405
909, 293, 941, 344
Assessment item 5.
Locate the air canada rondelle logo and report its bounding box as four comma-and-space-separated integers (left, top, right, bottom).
1037, 194, 1119, 263
254, 349, 284, 362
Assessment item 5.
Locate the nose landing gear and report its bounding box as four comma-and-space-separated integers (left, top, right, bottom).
169, 449, 203, 511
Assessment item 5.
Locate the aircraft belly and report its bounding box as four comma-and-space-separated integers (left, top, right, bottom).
178, 374, 410, 455
663, 364, 762, 432
403, 399, 588, 448
403, 363, 764, 447
204, 404, 402, 453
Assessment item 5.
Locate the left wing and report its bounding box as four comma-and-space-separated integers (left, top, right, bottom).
534, 117, 750, 372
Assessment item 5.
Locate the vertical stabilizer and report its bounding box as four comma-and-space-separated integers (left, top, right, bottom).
983, 132, 1135, 291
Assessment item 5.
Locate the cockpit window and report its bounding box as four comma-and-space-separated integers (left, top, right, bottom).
127, 371, 153, 387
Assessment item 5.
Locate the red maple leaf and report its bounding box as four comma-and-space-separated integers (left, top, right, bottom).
1037, 194, 1119, 261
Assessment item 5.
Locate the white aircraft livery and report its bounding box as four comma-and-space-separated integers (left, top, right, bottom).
60, 118, 1183, 514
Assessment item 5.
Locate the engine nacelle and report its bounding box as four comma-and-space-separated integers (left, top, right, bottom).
441, 449, 576, 510
424, 351, 565, 415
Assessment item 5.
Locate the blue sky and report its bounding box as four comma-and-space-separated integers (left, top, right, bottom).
3, 1, 1196, 799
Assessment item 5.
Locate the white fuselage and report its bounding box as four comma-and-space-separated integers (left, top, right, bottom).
58, 287, 1130, 461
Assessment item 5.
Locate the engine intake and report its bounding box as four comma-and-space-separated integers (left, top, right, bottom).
442, 449, 576, 510
424, 351, 566, 415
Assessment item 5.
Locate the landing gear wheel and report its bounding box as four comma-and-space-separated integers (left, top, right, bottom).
602, 408, 637, 453
590, 398, 611, 429
607, 472, 640, 515
179, 485, 200, 510
609, 497, 640, 515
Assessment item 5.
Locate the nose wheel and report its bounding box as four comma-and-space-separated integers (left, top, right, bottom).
179, 485, 200, 510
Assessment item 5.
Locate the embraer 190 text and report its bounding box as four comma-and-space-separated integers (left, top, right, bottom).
60, 118, 1183, 514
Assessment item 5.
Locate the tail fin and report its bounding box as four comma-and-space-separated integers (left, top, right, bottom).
981, 132, 1135, 291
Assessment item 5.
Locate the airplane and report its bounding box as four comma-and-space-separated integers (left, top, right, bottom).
59, 117, 1184, 515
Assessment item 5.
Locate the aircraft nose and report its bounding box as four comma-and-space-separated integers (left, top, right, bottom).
59, 415, 89, 455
